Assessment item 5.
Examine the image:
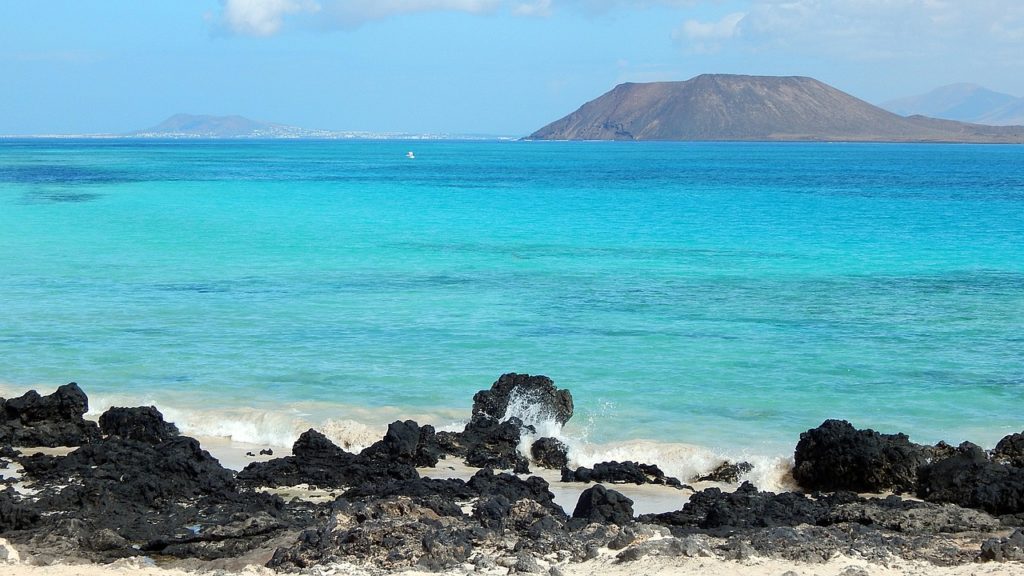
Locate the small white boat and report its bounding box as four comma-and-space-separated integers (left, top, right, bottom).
406, 151, 415, 159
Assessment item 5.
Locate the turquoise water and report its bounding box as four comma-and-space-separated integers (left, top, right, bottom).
1, 139, 1023, 457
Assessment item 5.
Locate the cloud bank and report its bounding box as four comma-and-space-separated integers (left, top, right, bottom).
217, 0, 505, 34
215, 0, 703, 34
215, 0, 1024, 69
220, 0, 321, 36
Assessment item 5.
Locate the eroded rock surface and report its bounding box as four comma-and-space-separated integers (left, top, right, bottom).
0, 383, 101, 447
562, 460, 683, 488
793, 419, 927, 493
0, 380, 1021, 573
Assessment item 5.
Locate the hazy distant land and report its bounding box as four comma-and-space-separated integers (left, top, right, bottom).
127, 114, 508, 140
4, 113, 508, 141
5, 76, 1024, 142
882, 83, 1024, 126
528, 74, 1024, 143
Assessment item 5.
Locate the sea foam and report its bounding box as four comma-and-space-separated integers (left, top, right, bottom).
6, 381, 793, 491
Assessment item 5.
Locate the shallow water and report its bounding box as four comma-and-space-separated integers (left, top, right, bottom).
2, 139, 1022, 474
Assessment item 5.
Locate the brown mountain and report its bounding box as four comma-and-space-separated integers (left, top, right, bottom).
527, 75, 1024, 143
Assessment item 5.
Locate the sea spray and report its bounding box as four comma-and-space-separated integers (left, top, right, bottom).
13, 380, 791, 491
499, 386, 794, 492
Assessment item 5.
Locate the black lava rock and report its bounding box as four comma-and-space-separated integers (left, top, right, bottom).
562, 461, 683, 488
980, 528, 1024, 562
531, 437, 569, 469
462, 415, 531, 473
0, 487, 40, 531
792, 419, 927, 494
466, 468, 563, 515
361, 420, 443, 468
993, 432, 1024, 468
571, 484, 634, 526
471, 373, 573, 426
917, 442, 1024, 515
0, 383, 101, 447
693, 461, 754, 484
237, 428, 420, 489
98, 406, 180, 444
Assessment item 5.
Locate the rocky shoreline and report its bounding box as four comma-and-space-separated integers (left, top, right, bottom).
2, 373, 1024, 573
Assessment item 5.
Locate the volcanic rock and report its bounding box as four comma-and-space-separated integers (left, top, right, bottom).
993, 432, 1024, 468
461, 415, 530, 473
643, 480, 1000, 537
98, 406, 180, 444
562, 460, 683, 488
615, 535, 715, 561
572, 484, 634, 526
0, 488, 40, 531
4, 429, 302, 563
793, 419, 927, 493
531, 437, 569, 469
237, 429, 419, 489
361, 420, 442, 468
466, 468, 562, 514
980, 528, 1024, 562
268, 497, 476, 571
0, 383, 101, 447
647, 482, 837, 531
916, 442, 1024, 515
693, 461, 754, 484
472, 373, 573, 426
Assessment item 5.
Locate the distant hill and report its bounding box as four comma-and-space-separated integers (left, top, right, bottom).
131, 114, 316, 138
123, 114, 505, 140
527, 75, 1024, 142
882, 84, 1024, 126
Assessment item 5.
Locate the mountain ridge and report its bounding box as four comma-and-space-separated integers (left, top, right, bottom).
881, 84, 1024, 126
528, 75, 1024, 143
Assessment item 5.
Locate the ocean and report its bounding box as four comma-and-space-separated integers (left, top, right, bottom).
2, 139, 1022, 486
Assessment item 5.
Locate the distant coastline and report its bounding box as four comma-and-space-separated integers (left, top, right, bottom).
0, 113, 515, 141
0, 133, 515, 141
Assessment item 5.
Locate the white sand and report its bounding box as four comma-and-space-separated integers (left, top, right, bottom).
1, 551, 1018, 576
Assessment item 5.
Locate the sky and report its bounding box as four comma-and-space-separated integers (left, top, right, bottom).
2, 0, 1024, 136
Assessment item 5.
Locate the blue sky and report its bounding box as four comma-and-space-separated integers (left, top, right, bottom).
3, 0, 1023, 135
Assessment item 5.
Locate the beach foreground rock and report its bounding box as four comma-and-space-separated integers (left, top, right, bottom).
792, 419, 926, 493
0, 378, 1022, 573
0, 383, 101, 447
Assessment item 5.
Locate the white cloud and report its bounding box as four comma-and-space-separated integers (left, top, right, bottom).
674, 11, 745, 53
677, 11, 744, 40
736, 0, 1024, 54
327, 0, 500, 24
214, 0, 1024, 52
659, 0, 1024, 64
513, 0, 553, 17
218, 0, 503, 34
220, 0, 321, 36
214, 0, 698, 35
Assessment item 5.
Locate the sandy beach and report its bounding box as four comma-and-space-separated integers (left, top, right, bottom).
3, 547, 1022, 576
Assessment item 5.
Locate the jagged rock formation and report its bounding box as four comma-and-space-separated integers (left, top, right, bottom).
528, 74, 1024, 142
1, 379, 1023, 571
0, 383, 100, 447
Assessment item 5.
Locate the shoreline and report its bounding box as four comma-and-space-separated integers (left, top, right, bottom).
0, 381, 796, 494
2, 376, 1023, 575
